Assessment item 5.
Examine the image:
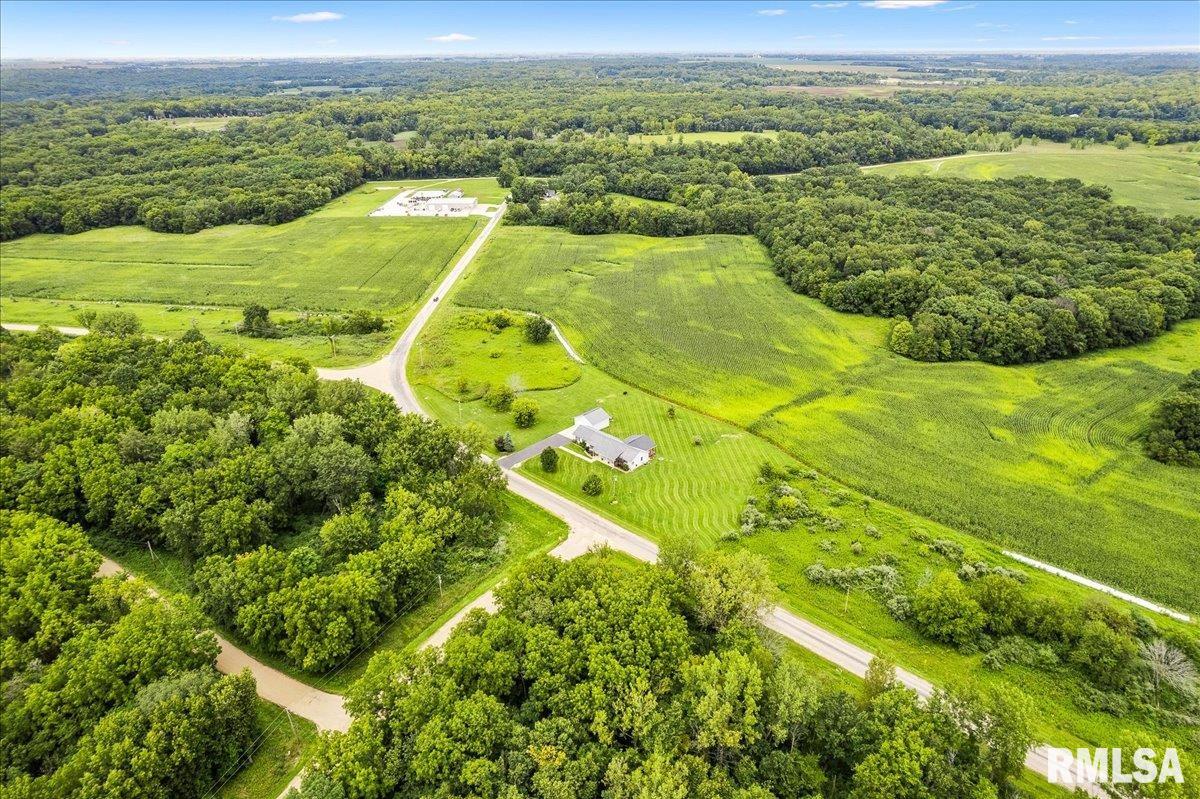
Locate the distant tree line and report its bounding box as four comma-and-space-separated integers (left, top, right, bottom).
0, 328, 505, 672
3, 57, 1197, 240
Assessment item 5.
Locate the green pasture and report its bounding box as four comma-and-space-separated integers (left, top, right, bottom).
0, 296, 396, 367
415, 224, 1198, 757
865, 142, 1200, 218
148, 115, 250, 131
0, 181, 483, 313
453, 225, 1200, 614
0, 180, 506, 365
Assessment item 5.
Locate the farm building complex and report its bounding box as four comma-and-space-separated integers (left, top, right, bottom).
571, 407, 656, 470
371, 187, 484, 217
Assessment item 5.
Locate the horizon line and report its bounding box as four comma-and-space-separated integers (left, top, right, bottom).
4, 45, 1199, 64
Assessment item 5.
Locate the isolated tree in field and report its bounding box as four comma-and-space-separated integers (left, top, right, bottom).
539, 446, 559, 473
483, 383, 515, 412
582, 474, 603, 496
494, 432, 515, 453
1139, 639, 1198, 705
667, 405, 676, 420
512, 396, 539, 428
497, 158, 519, 188
241, 303, 273, 337
83, 310, 142, 337
321, 316, 339, 354
1145, 370, 1200, 466
524, 315, 552, 344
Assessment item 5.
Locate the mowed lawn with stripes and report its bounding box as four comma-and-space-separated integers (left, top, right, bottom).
452, 225, 1200, 614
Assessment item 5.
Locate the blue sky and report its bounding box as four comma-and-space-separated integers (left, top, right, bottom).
1, 1, 1196, 60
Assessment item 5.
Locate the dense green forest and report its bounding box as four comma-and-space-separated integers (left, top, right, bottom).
1, 511, 258, 799
3, 56, 1197, 239
294, 551, 1038, 799
0, 326, 505, 671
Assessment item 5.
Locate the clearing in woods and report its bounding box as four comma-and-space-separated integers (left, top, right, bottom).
865, 142, 1200, 218
450, 225, 1200, 615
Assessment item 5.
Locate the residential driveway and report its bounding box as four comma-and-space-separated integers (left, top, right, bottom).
498, 432, 570, 468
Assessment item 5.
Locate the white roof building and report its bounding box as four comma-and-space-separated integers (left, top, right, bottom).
571, 407, 655, 471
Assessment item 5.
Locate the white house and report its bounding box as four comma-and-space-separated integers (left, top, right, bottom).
571, 407, 655, 471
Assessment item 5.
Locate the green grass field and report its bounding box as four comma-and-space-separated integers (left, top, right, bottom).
411, 306, 581, 397
865, 142, 1200, 218
453, 226, 1200, 614
414, 223, 1198, 759
0, 296, 398, 367
0, 182, 481, 312
0, 179, 504, 365
148, 115, 250, 131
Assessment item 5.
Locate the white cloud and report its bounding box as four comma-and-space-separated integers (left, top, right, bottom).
1063, 19, 1078, 24
757, 8, 788, 15
427, 32, 477, 42
272, 11, 343, 23
940, 3, 977, 11
859, 0, 947, 8
811, 1, 848, 6
975, 22, 1011, 30
1041, 35, 1102, 41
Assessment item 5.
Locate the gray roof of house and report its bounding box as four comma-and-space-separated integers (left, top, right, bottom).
623, 434, 655, 452
575, 426, 630, 463
577, 407, 611, 428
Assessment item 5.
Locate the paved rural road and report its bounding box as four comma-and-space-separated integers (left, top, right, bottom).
497, 432, 571, 469
314, 202, 1100, 795
96, 558, 351, 733
316, 203, 507, 407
